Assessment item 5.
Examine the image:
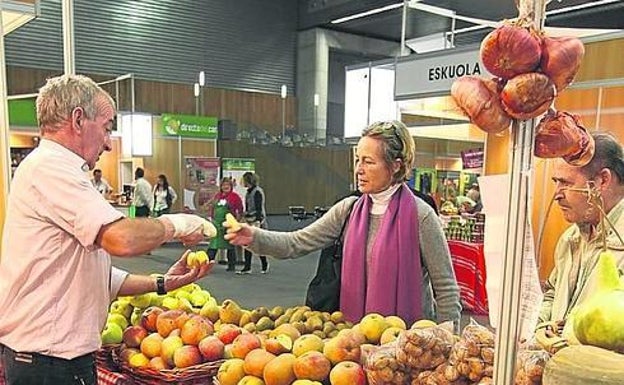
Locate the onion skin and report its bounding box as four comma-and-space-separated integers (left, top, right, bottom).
500, 72, 556, 120
451, 76, 511, 134
534, 109, 586, 158
540, 36, 585, 92
480, 24, 542, 79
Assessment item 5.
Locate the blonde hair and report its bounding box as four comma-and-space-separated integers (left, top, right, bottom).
362, 120, 415, 183
36, 74, 115, 133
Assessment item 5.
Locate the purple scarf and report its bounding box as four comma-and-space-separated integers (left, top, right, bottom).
340, 183, 423, 325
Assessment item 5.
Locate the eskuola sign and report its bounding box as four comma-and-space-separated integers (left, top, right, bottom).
395, 46, 493, 100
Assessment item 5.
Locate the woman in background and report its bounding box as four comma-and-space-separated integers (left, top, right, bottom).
152, 174, 178, 217
208, 177, 244, 271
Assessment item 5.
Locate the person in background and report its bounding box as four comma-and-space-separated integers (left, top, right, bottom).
153, 174, 178, 217
226, 121, 461, 325
91, 168, 113, 196
466, 183, 482, 213
238, 172, 270, 274
133, 167, 152, 217
0, 74, 216, 385
207, 177, 244, 271
539, 132, 624, 324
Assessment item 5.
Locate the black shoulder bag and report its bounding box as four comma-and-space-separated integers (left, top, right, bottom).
305, 200, 356, 312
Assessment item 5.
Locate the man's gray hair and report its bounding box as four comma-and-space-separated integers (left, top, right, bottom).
36, 74, 114, 133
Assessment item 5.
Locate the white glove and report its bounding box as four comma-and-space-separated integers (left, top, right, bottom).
158, 214, 216, 239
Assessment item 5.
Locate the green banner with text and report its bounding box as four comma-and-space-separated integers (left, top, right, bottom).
8, 99, 38, 127
161, 114, 218, 139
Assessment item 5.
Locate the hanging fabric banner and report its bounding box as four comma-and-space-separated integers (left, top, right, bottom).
183, 157, 220, 217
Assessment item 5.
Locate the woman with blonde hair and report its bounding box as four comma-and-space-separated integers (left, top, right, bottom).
226, 121, 461, 325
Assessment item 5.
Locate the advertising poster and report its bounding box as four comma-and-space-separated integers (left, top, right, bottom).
413, 168, 437, 195
221, 158, 255, 203
184, 157, 220, 217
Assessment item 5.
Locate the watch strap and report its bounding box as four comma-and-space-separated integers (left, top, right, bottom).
156, 275, 167, 295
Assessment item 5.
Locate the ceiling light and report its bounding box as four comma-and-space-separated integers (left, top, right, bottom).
331, 2, 403, 24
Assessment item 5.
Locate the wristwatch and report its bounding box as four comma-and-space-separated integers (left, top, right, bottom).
156, 276, 167, 295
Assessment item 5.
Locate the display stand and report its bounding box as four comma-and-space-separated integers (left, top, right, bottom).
492, 0, 546, 383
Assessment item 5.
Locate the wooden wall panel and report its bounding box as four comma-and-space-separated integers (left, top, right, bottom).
218, 141, 352, 214
94, 138, 122, 192
576, 39, 624, 82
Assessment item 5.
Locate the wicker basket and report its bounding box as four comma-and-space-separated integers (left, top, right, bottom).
96, 343, 121, 371
112, 347, 224, 385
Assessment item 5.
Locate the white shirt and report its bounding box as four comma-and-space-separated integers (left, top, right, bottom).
153, 186, 178, 212
133, 177, 153, 208
0, 139, 128, 359
92, 177, 112, 195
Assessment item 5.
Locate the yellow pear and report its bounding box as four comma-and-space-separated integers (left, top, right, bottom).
220, 299, 244, 325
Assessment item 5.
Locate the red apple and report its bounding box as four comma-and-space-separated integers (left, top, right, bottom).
122, 325, 148, 348
173, 345, 203, 368
230, 333, 261, 359
198, 335, 225, 361
322, 334, 361, 365
181, 315, 214, 345
329, 361, 366, 385
140, 306, 164, 332
156, 310, 185, 338
216, 324, 243, 344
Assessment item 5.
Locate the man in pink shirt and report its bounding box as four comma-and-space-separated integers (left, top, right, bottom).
0, 74, 217, 385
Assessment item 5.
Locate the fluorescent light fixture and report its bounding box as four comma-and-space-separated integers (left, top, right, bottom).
198, 71, 205, 87
130, 114, 153, 156
2, 1, 38, 36
314, 93, 320, 107
193, 83, 200, 97
331, 2, 403, 24
281, 85, 287, 99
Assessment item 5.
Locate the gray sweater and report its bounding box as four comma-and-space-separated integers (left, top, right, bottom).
248, 196, 462, 324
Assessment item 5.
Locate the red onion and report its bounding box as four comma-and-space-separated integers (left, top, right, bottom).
451, 76, 512, 134
500, 72, 556, 120
540, 36, 585, 92
480, 24, 542, 79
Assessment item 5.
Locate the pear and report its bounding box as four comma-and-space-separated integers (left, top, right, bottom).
199, 301, 220, 323
274, 314, 290, 328
130, 307, 143, 326
269, 306, 285, 320
256, 316, 275, 332
219, 299, 243, 325
239, 310, 252, 327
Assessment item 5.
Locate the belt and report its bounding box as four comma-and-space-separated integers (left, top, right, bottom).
0, 343, 94, 367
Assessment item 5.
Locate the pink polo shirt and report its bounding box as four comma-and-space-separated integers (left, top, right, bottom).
0, 139, 127, 359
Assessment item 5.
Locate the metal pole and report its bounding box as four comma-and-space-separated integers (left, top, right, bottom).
0, 4, 12, 220
281, 98, 286, 138
493, 0, 546, 383
400, 0, 409, 56
61, 0, 75, 74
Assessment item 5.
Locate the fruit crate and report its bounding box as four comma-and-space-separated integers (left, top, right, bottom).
112, 347, 224, 385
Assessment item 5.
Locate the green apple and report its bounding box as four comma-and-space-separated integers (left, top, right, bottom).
101, 322, 123, 345
190, 290, 211, 307
107, 313, 129, 330
110, 299, 133, 319
130, 293, 154, 308
175, 290, 192, 302
162, 296, 180, 310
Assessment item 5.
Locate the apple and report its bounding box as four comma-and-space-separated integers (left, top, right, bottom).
264, 334, 293, 355
197, 335, 225, 361
101, 322, 123, 345
156, 310, 186, 338
380, 326, 404, 345
130, 293, 154, 308
385, 315, 407, 330
322, 334, 361, 365
292, 380, 323, 385
359, 313, 390, 344
243, 348, 276, 378
122, 325, 148, 349
173, 345, 203, 368
160, 335, 183, 367
292, 334, 324, 357
230, 333, 262, 359
118, 347, 140, 363
263, 353, 296, 385
109, 299, 133, 319
329, 361, 366, 385
293, 351, 331, 382
128, 352, 150, 368
217, 324, 243, 344
217, 358, 246, 385
107, 313, 129, 331
180, 315, 214, 345
140, 306, 164, 332
140, 332, 164, 358
411, 319, 437, 329
130, 307, 143, 326
162, 296, 180, 310
149, 356, 169, 370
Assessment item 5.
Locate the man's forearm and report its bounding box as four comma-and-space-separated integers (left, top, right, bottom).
97, 218, 170, 257
117, 274, 157, 296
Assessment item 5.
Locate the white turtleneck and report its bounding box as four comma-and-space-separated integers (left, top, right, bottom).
370, 183, 401, 215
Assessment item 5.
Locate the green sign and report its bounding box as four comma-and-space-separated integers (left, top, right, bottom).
222, 158, 255, 171
8, 98, 38, 127
161, 114, 218, 139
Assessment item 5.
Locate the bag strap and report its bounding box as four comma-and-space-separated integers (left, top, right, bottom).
333, 197, 358, 255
